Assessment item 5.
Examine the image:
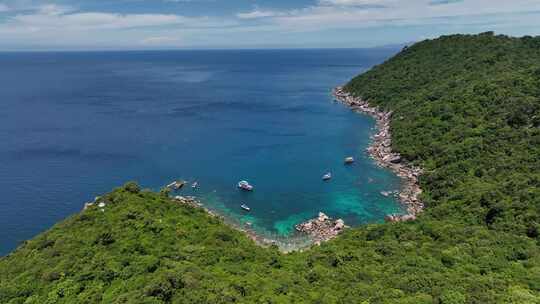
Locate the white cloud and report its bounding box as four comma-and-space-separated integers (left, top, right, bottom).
0, 1, 68, 13
318, 0, 394, 6
37, 4, 73, 15
14, 12, 184, 30
265, 0, 540, 31
0, 4, 237, 49
237, 9, 284, 19
140, 36, 181, 45
1, 0, 540, 49
3, 7, 235, 32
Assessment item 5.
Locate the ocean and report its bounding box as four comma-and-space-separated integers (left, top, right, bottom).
0, 48, 403, 254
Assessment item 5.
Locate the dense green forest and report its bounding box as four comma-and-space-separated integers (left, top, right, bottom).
1, 33, 539, 303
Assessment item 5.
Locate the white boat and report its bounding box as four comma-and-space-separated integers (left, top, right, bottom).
192, 182, 198, 189
240, 204, 251, 211
322, 173, 332, 181
167, 180, 185, 190
238, 180, 253, 191
344, 156, 355, 164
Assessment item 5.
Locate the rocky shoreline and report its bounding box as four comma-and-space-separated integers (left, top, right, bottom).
86, 86, 425, 249
295, 212, 347, 244
171, 196, 314, 251
80, 86, 423, 251
332, 86, 423, 222
168, 85, 424, 247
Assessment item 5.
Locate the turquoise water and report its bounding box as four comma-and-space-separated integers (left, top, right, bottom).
195, 113, 405, 238
0, 49, 403, 254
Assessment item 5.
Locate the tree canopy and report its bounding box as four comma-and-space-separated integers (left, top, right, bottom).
1, 33, 539, 303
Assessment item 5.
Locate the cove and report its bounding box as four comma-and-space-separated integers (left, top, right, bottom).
0, 48, 404, 255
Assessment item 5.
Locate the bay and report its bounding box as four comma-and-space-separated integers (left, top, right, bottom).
0, 48, 403, 254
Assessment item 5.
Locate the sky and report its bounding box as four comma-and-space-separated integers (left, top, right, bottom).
1, 0, 540, 50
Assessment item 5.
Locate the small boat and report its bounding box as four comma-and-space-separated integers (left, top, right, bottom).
191, 182, 199, 189
344, 156, 355, 164
167, 180, 186, 190
238, 180, 254, 191
322, 173, 332, 181
240, 204, 251, 211
174, 181, 186, 190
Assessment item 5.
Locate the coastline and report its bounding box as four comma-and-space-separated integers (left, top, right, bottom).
171, 196, 315, 252
332, 86, 424, 221
115, 86, 426, 252
167, 86, 424, 250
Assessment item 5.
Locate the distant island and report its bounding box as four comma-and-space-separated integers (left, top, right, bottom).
1, 32, 539, 303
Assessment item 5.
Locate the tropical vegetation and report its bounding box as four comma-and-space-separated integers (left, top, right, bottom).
1, 32, 539, 303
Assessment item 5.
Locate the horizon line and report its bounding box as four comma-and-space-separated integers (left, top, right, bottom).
0, 43, 412, 54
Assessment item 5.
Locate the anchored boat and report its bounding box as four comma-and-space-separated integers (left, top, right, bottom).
174, 181, 186, 190
322, 173, 332, 181
344, 156, 355, 164
240, 204, 251, 211
167, 180, 186, 190
238, 180, 254, 191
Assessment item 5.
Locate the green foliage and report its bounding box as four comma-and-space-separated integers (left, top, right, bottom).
159, 187, 171, 198
345, 32, 540, 237
440, 290, 466, 304
1, 33, 539, 303
123, 181, 141, 194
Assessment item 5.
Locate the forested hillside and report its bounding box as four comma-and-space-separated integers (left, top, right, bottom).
345, 32, 540, 237
1, 33, 539, 303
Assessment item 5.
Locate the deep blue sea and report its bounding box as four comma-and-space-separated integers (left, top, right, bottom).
0, 48, 403, 254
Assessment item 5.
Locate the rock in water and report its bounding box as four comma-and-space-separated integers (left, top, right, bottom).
295, 212, 347, 243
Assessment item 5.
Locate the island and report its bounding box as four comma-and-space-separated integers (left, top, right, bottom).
1, 32, 538, 303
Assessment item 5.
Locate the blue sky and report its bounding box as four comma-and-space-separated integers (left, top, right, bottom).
1, 0, 540, 50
